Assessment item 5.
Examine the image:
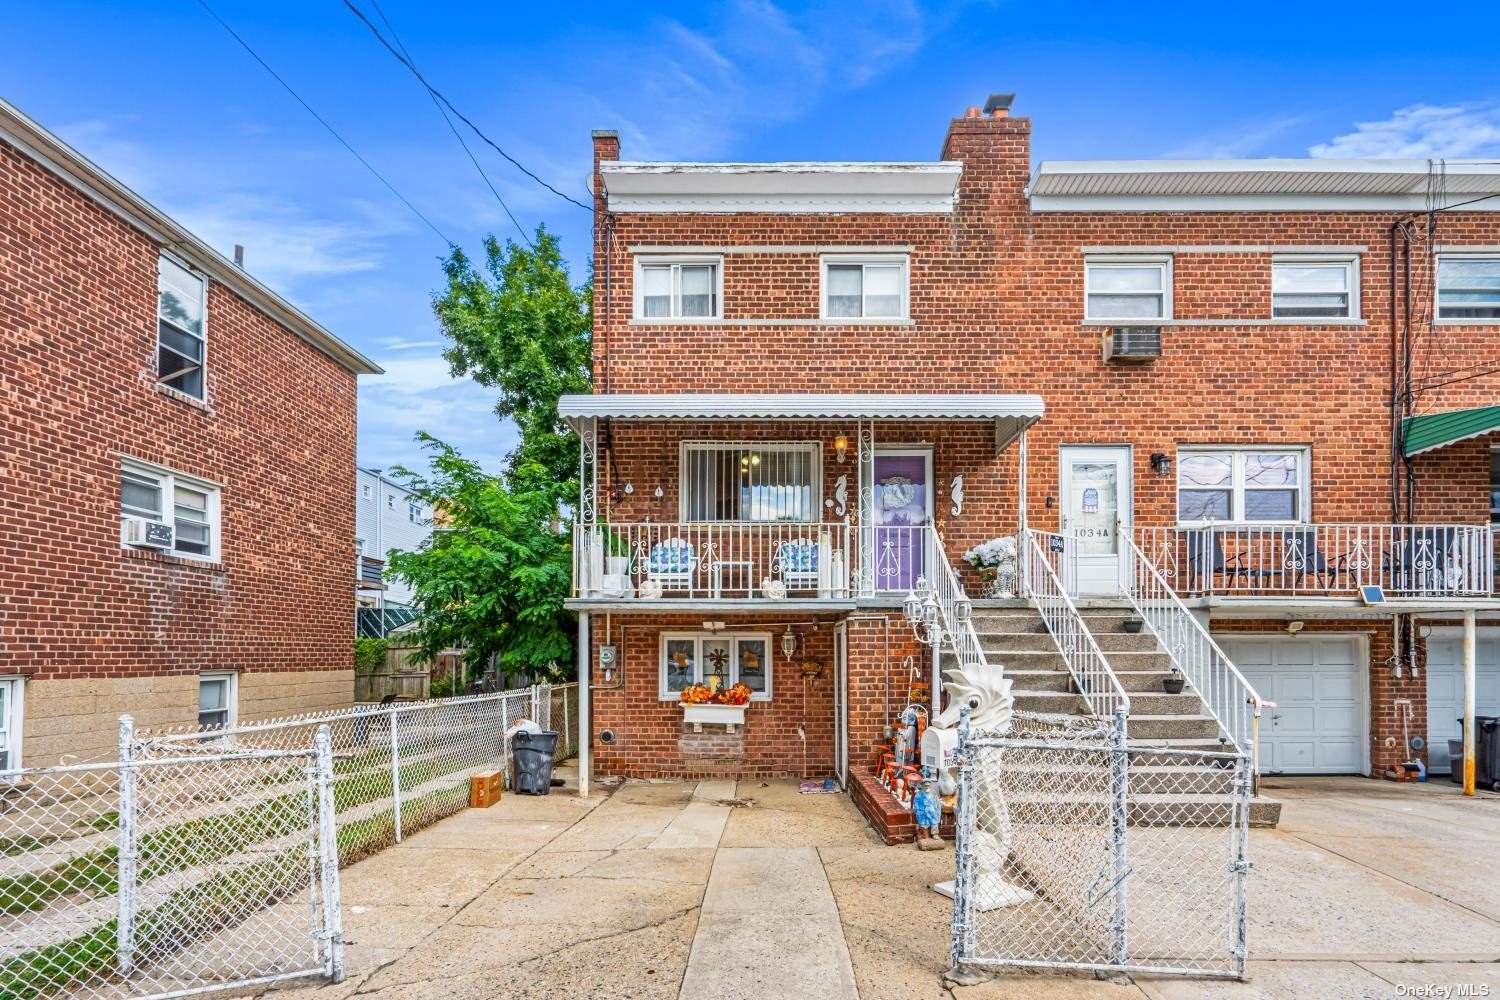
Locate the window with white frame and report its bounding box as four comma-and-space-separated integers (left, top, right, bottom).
822, 257, 907, 319
635, 257, 721, 319
157, 254, 207, 399
1272, 257, 1358, 319
1437, 255, 1500, 320
407, 501, 422, 523
1084, 257, 1171, 321
198, 672, 236, 729
681, 443, 820, 522
0, 678, 22, 771
120, 459, 221, 559
1177, 448, 1308, 524
361, 483, 372, 500
1490, 448, 1500, 524
660, 633, 772, 700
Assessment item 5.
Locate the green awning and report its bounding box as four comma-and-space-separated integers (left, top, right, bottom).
1403, 405, 1500, 457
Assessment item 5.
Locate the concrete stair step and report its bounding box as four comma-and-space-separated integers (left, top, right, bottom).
946, 649, 1172, 671
1010, 690, 1089, 714
1077, 612, 1146, 633
1125, 714, 1222, 741
977, 631, 1161, 653
969, 613, 1047, 633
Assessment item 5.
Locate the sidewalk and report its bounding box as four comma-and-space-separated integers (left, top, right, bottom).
262, 773, 1500, 1000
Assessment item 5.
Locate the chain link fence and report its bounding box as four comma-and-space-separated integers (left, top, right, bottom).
951, 710, 1251, 981
2, 683, 577, 999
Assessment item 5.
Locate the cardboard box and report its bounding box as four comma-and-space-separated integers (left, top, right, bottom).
470, 771, 504, 808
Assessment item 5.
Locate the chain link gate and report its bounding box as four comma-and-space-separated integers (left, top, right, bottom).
2, 725, 343, 999
950, 710, 1251, 981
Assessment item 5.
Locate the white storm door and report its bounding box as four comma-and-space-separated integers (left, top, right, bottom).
1059, 447, 1131, 596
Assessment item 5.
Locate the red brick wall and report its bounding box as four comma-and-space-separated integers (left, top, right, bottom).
0, 139, 357, 684
587, 613, 843, 779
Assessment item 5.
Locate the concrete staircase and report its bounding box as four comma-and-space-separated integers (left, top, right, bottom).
960, 607, 1282, 827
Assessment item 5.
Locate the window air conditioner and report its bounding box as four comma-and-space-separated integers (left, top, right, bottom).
124, 516, 174, 549
1103, 326, 1162, 363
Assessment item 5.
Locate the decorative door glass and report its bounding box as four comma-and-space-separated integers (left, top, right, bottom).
1069, 461, 1118, 556
873, 453, 929, 591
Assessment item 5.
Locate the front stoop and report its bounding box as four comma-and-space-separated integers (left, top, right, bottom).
959, 606, 1283, 828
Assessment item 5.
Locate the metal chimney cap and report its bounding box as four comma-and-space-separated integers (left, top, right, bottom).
983, 93, 1015, 115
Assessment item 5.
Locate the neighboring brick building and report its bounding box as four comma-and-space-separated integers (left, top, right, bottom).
0, 99, 381, 767
562, 96, 1500, 797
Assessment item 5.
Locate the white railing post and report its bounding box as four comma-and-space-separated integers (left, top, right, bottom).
387, 707, 402, 843
314, 724, 346, 983
115, 715, 138, 979
531, 683, 542, 727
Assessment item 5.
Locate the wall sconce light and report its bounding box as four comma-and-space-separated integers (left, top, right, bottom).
781, 627, 798, 659
834, 433, 849, 464
1150, 452, 1173, 478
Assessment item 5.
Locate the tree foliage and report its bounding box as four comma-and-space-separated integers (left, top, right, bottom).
435, 227, 592, 495
387, 437, 575, 677
387, 227, 591, 681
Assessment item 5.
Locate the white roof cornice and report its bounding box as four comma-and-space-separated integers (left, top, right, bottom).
600, 161, 962, 214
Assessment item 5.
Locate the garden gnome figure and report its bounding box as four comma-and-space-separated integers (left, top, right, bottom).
913, 770, 944, 850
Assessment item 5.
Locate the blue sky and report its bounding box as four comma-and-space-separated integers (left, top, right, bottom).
6, 1, 1500, 474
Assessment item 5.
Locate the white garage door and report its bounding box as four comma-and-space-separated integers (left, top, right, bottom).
1426, 628, 1500, 774
1222, 636, 1364, 775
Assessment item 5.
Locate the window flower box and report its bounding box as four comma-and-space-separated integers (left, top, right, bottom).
682, 702, 747, 732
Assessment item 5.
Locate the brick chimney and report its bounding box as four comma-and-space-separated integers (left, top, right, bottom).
941, 93, 1031, 224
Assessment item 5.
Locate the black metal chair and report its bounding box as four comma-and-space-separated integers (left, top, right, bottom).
1184, 528, 1250, 593
1387, 526, 1459, 594
1281, 529, 1344, 592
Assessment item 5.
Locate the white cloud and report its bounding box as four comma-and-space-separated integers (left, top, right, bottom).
1163, 115, 1309, 159
592, 0, 959, 160
358, 356, 516, 474
175, 194, 396, 287
1310, 103, 1500, 159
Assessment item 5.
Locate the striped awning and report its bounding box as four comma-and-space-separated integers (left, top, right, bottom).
1403, 405, 1500, 457
558, 393, 1044, 449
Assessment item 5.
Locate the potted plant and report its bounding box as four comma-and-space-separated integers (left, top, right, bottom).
1123, 618, 1145, 634
605, 529, 633, 577
680, 682, 752, 731
1163, 666, 1186, 695
963, 536, 1019, 597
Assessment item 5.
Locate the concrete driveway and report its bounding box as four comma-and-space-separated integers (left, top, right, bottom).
268, 772, 1500, 1000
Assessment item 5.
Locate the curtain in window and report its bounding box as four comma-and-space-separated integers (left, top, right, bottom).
683, 446, 816, 521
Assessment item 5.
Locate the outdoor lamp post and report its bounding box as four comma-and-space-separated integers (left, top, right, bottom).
902, 576, 944, 717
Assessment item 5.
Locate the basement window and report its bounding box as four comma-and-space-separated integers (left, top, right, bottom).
1272, 258, 1357, 319
157, 254, 207, 399
0, 678, 22, 771
198, 672, 237, 730
660, 633, 772, 701
1437, 255, 1500, 321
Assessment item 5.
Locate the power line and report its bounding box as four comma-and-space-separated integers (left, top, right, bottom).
363, 0, 532, 246
193, 0, 455, 247
340, 0, 592, 212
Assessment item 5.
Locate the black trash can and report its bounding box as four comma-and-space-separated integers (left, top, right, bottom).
1452, 717, 1500, 789
512, 730, 559, 795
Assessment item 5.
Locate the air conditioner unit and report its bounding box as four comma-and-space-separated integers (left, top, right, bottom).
1103, 326, 1162, 363
123, 516, 174, 549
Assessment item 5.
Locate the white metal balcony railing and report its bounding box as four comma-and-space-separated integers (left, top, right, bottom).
1121, 531, 1264, 759
573, 521, 853, 600
1023, 529, 1131, 722
1133, 523, 1495, 599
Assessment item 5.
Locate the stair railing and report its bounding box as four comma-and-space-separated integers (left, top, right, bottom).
925, 526, 989, 678
1022, 529, 1131, 721
1120, 527, 1267, 761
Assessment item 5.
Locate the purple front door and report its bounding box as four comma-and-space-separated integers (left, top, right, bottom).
872, 452, 930, 591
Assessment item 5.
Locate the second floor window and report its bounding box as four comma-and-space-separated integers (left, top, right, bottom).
822, 257, 907, 319
682, 443, 819, 522
635, 258, 720, 319
157, 254, 206, 399
408, 502, 423, 523
1437, 255, 1500, 320
1177, 448, 1306, 524
1084, 257, 1170, 321
120, 459, 220, 560
1272, 258, 1357, 319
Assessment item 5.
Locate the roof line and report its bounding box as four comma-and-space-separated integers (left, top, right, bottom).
0, 97, 382, 376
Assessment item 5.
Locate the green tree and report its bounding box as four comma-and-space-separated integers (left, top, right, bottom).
387, 436, 575, 678
436, 227, 592, 494
387, 227, 591, 681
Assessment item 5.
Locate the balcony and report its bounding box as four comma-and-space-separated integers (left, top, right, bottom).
1133, 523, 1496, 603
357, 554, 386, 590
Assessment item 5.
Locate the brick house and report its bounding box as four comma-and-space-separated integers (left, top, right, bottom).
0, 99, 381, 768
562, 95, 1500, 820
